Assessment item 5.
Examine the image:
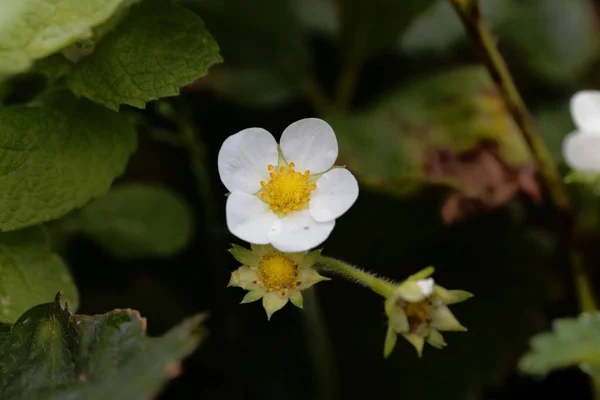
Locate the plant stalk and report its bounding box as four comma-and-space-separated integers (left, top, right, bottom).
317, 255, 396, 298
448, 0, 570, 212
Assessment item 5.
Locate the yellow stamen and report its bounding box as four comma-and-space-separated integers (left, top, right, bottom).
258, 162, 317, 216
258, 254, 298, 290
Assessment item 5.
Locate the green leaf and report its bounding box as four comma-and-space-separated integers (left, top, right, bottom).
205, 67, 299, 108
500, 0, 598, 84
327, 67, 531, 197
181, 0, 307, 108
0, 296, 205, 400
519, 312, 600, 377
339, 0, 436, 63
0, 0, 136, 77
0, 93, 136, 231
67, 183, 194, 259
400, 0, 598, 84
535, 103, 574, 164
399, 0, 508, 54
67, 0, 222, 110
0, 227, 78, 324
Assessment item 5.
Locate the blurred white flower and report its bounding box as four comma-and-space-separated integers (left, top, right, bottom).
218, 118, 359, 252
563, 91, 600, 172
228, 244, 329, 319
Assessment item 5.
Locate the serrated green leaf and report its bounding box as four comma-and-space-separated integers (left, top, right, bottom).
519, 312, 600, 377
339, 0, 436, 63
67, 0, 222, 110
0, 296, 205, 400
0, 93, 136, 231
0, 0, 136, 77
327, 67, 531, 196
0, 227, 78, 324
67, 183, 194, 259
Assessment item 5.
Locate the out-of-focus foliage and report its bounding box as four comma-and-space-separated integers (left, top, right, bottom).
0, 296, 205, 400
0, 227, 78, 323
520, 312, 600, 377
329, 67, 540, 222
338, 0, 436, 62
62, 183, 194, 259
0, 0, 138, 76
401, 0, 598, 84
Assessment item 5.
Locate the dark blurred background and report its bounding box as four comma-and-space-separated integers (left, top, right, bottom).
60, 0, 600, 398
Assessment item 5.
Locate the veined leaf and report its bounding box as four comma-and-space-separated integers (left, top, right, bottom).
0, 92, 136, 231
67, 0, 222, 110
0, 295, 205, 400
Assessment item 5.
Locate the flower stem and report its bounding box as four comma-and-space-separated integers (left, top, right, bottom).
302, 287, 340, 400
571, 252, 598, 313
317, 255, 396, 298
447, 0, 570, 212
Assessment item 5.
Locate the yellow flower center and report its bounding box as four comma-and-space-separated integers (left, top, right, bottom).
258, 254, 298, 290
404, 301, 431, 330
259, 162, 317, 216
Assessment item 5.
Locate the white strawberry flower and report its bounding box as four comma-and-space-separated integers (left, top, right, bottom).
218, 118, 359, 252
563, 91, 600, 171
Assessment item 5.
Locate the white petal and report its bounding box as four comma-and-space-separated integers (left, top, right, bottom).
309, 168, 359, 222
563, 132, 600, 172
570, 91, 600, 132
279, 118, 338, 174
268, 210, 335, 252
218, 128, 278, 194
226, 193, 277, 244
416, 278, 434, 297
262, 292, 288, 320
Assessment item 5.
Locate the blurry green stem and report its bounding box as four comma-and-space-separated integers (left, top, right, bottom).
176, 108, 217, 227
334, 60, 359, 109
317, 256, 395, 298
592, 375, 600, 400
302, 287, 339, 400
303, 77, 335, 115
571, 252, 598, 313
448, 0, 570, 213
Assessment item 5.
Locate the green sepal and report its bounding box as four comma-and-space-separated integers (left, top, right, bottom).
229, 244, 260, 267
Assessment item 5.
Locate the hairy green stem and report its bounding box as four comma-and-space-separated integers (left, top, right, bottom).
448, 0, 570, 212
317, 255, 396, 298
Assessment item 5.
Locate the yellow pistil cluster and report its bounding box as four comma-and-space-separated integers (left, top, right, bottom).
258, 254, 299, 290
259, 162, 317, 216
403, 300, 431, 331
